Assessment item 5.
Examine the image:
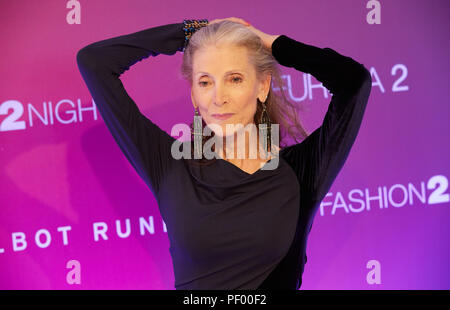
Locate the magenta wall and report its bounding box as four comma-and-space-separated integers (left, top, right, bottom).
1, 0, 449, 289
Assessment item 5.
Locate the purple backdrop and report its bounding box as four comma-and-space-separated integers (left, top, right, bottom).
1, 0, 449, 289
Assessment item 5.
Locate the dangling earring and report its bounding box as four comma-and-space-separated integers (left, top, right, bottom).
191, 107, 203, 159
258, 97, 271, 155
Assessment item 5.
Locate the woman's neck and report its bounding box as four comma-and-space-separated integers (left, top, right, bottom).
215, 129, 276, 162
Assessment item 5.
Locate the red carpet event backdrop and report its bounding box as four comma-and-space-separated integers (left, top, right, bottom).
0, 0, 449, 289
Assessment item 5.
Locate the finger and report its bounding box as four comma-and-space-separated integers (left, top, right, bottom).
209, 18, 221, 24
236, 18, 248, 25
228, 17, 248, 25
210, 17, 249, 26
238, 18, 251, 26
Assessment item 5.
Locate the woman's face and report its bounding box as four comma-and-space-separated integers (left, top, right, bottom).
191, 44, 271, 139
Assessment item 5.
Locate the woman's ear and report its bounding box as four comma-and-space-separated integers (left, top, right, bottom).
258, 73, 272, 101
191, 88, 197, 109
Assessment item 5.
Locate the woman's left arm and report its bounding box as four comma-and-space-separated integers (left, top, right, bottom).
269, 34, 372, 220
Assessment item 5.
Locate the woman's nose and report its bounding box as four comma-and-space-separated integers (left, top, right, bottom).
214, 84, 228, 106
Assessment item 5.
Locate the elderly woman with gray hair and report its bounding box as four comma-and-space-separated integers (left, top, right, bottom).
76, 17, 372, 290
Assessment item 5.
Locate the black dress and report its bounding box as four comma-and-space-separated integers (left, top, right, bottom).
76, 22, 372, 290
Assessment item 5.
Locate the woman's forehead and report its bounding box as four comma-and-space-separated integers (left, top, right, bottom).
193, 45, 253, 77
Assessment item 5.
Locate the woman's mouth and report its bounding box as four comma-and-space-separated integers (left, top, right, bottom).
211, 113, 235, 120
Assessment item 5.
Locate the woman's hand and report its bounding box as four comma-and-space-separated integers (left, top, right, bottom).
209, 17, 280, 52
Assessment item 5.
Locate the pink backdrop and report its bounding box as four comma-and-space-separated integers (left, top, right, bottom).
1, 0, 449, 289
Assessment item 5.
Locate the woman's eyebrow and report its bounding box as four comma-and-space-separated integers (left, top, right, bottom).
196, 70, 245, 77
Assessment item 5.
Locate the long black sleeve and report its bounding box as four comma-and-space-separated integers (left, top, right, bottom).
273, 35, 372, 229
76, 23, 186, 196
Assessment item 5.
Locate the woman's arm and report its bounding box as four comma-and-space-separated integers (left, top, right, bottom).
76, 22, 186, 196
273, 35, 372, 221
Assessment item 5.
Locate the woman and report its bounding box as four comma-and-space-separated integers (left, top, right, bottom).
76, 17, 372, 290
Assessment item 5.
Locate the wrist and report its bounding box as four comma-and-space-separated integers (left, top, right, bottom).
268, 35, 281, 52
182, 19, 209, 52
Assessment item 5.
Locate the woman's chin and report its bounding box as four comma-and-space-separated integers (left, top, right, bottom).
206, 121, 256, 139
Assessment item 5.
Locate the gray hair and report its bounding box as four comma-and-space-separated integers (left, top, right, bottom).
180, 20, 309, 160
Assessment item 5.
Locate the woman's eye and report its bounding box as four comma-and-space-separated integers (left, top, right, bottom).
198, 77, 242, 87
231, 76, 243, 83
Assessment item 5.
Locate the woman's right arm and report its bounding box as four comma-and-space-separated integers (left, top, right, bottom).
76, 22, 186, 196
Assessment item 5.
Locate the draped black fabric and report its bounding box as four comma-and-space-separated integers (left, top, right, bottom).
76, 22, 372, 290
